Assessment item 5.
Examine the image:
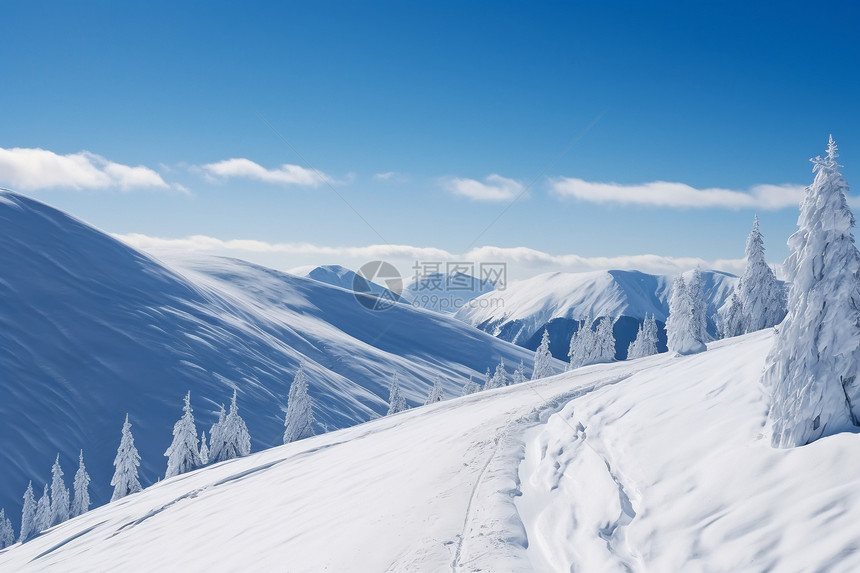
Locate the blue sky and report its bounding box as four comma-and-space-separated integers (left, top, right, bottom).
2, 1, 859, 279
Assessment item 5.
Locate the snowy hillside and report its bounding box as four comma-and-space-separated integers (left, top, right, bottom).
456, 269, 739, 360
401, 271, 496, 314
292, 264, 391, 298
3, 330, 859, 572
0, 191, 539, 517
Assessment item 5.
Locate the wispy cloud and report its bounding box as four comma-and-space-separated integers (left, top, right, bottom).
200, 158, 326, 187
114, 232, 748, 277
0, 147, 175, 192
443, 174, 525, 202
373, 171, 396, 181
550, 177, 806, 210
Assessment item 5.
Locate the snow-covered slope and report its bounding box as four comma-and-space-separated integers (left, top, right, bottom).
3, 330, 859, 572
294, 264, 391, 298
0, 191, 538, 517
456, 269, 738, 360
402, 271, 496, 314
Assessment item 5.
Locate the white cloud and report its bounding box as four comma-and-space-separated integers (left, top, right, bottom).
0, 147, 173, 191
200, 158, 325, 187
550, 177, 806, 210
373, 171, 396, 181
443, 174, 525, 202
114, 232, 750, 278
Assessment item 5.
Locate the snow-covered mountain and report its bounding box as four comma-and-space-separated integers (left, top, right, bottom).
4, 330, 859, 572
0, 191, 540, 517
402, 271, 496, 314
292, 264, 391, 298
455, 269, 738, 360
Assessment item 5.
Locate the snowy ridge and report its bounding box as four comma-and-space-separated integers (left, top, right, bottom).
0, 190, 539, 516
3, 331, 860, 571
456, 268, 738, 359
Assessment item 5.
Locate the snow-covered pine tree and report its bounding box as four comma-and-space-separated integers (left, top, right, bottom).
594, 316, 616, 363
485, 358, 508, 390
764, 136, 860, 447
19, 482, 36, 542
569, 320, 600, 368
111, 414, 142, 501
71, 450, 91, 518
462, 375, 481, 396
49, 454, 70, 526
34, 484, 51, 534
199, 432, 210, 465
484, 368, 493, 389
164, 392, 202, 478
386, 372, 408, 415
208, 404, 226, 461
738, 216, 787, 333
512, 360, 526, 384
424, 377, 445, 405
667, 276, 706, 355
0, 509, 14, 549
531, 329, 554, 380
687, 268, 709, 343
284, 364, 315, 444
210, 390, 251, 462
720, 292, 746, 339
628, 314, 659, 359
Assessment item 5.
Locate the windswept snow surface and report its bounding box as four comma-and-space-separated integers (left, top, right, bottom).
0, 190, 536, 515
3, 330, 860, 572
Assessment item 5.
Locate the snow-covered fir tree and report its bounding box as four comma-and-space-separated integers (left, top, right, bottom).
628, 314, 659, 359
667, 276, 706, 355
687, 268, 709, 343
531, 329, 554, 380
0, 509, 14, 549
19, 482, 36, 542
424, 377, 445, 405
764, 136, 860, 447
461, 375, 481, 396
484, 368, 493, 389
284, 364, 315, 444
485, 358, 508, 390
199, 431, 210, 464
568, 320, 595, 369
208, 404, 227, 461
49, 454, 70, 526
594, 316, 616, 363
719, 292, 746, 339
737, 216, 787, 333
34, 484, 51, 534
111, 414, 142, 501
71, 450, 91, 518
164, 392, 202, 478
386, 372, 408, 415
511, 360, 526, 384
209, 390, 251, 463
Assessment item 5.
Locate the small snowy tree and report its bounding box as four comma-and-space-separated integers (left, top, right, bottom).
462, 375, 481, 396
164, 392, 202, 478
210, 390, 251, 463
628, 314, 659, 359
485, 359, 508, 390
19, 482, 36, 542
512, 360, 526, 384
594, 316, 616, 363
71, 450, 91, 518
386, 372, 408, 415
738, 216, 787, 333
764, 136, 860, 447
687, 268, 709, 343
0, 509, 14, 549
49, 455, 70, 526
667, 276, 706, 355
199, 432, 210, 465
484, 368, 493, 389
531, 329, 554, 380
111, 414, 142, 501
568, 320, 596, 369
208, 404, 227, 461
284, 364, 315, 444
424, 377, 445, 405
720, 292, 746, 339
34, 485, 51, 534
